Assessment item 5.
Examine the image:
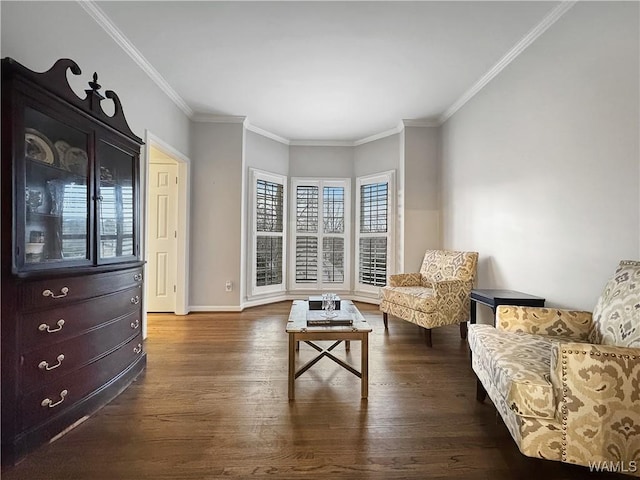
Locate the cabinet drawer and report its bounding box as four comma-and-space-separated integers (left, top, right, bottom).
20, 286, 142, 350
19, 267, 143, 311
20, 333, 144, 431
20, 311, 141, 394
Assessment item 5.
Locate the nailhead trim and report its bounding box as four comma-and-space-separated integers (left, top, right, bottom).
561, 349, 569, 461
619, 260, 640, 267
559, 346, 639, 462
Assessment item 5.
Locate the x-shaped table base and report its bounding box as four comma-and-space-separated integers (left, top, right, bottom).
287, 329, 369, 400
295, 340, 361, 379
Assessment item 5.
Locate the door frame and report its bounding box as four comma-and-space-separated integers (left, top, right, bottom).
143, 131, 190, 327
147, 161, 179, 313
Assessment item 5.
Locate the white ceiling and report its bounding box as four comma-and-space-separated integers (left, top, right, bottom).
94, 1, 563, 142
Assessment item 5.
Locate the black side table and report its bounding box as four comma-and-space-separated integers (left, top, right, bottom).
470, 289, 546, 326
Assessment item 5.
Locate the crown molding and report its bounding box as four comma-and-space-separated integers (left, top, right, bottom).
78, 0, 193, 118
439, 0, 577, 124
290, 139, 355, 147
288, 119, 436, 148
145, 130, 190, 164
191, 116, 409, 147
353, 125, 403, 146
244, 122, 290, 145
192, 114, 247, 124
401, 119, 439, 128
82, 0, 575, 143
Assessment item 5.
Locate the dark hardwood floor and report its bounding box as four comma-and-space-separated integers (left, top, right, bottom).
2, 302, 630, 479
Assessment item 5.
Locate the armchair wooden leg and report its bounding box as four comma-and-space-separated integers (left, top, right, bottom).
383, 312, 388, 329
476, 378, 487, 403
459, 321, 468, 340
425, 328, 432, 348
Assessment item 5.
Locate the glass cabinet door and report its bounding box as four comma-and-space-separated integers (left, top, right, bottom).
97, 140, 136, 262
22, 107, 90, 268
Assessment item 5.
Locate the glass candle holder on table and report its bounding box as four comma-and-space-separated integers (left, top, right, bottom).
322, 293, 337, 318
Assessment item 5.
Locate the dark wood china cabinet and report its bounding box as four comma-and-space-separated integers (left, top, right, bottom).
1, 58, 146, 465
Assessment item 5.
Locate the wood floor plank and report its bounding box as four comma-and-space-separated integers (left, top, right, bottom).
1, 301, 630, 479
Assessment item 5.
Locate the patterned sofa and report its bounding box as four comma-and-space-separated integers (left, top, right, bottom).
468, 260, 640, 476
379, 250, 478, 347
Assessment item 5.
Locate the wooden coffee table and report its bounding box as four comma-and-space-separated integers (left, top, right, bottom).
286, 300, 372, 400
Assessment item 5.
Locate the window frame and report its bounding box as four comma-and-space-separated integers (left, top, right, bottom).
289, 177, 351, 292
355, 170, 395, 295
249, 168, 287, 297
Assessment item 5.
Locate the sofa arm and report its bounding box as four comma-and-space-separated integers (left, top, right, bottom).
496, 306, 593, 341
388, 273, 422, 287
549, 342, 640, 470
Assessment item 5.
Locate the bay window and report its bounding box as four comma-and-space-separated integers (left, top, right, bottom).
290, 178, 350, 291
356, 171, 394, 294
250, 169, 287, 296
248, 169, 394, 299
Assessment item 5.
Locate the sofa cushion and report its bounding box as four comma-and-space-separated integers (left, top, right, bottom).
590, 260, 640, 348
469, 325, 566, 420
379, 286, 437, 314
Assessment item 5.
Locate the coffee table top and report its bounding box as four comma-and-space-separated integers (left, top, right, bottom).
286, 300, 372, 333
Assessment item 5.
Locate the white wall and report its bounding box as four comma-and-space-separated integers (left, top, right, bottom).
289, 146, 353, 178
440, 2, 639, 311
243, 130, 289, 304
353, 133, 401, 288
190, 122, 244, 309
353, 134, 400, 177
11, 2, 630, 314
1, 1, 192, 321
403, 127, 441, 272
352, 130, 440, 275
244, 130, 289, 175
0, 1, 191, 157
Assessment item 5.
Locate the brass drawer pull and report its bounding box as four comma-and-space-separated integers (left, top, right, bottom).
133, 343, 142, 354
42, 287, 69, 299
130, 295, 140, 305
41, 389, 68, 408
39, 319, 65, 333
39, 354, 65, 371
130, 319, 140, 329
133, 273, 143, 281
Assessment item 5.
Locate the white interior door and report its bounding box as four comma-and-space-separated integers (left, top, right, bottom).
147, 162, 178, 312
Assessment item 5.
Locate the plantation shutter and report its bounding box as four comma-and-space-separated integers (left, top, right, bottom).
322, 186, 344, 283
359, 182, 388, 286
291, 179, 350, 290
256, 179, 284, 287
356, 171, 393, 293
250, 169, 287, 298
295, 185, 318, 283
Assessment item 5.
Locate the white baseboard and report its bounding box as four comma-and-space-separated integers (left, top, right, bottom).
188, 305, 243, 312
188, 293, 381, 313
241, 295, 290, 310
348, 295, 381, 305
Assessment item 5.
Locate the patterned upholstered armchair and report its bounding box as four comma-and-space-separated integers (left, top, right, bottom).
468, 260, 640, 476
379, 250, 478, 347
